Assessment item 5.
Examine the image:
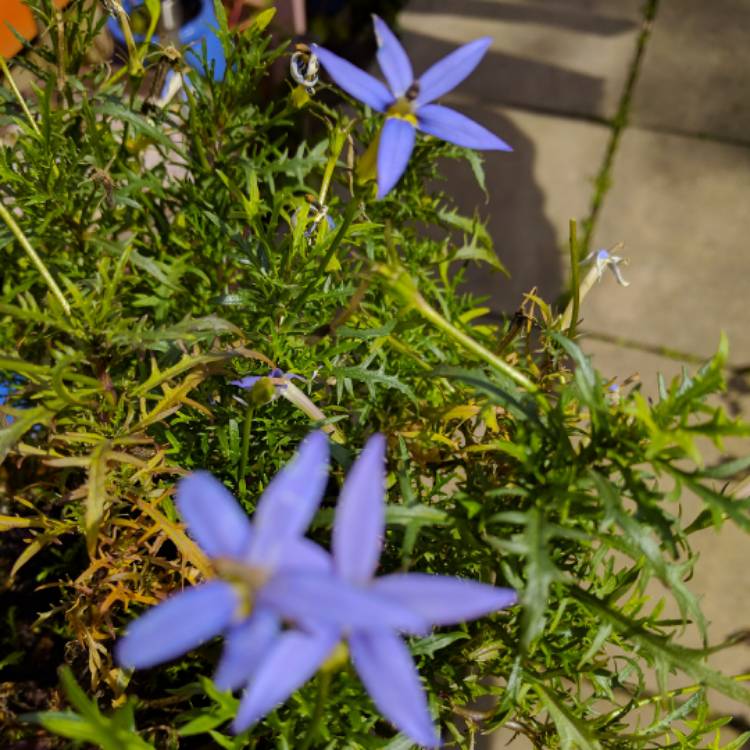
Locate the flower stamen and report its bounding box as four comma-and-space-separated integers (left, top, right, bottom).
386, 98, 417, 126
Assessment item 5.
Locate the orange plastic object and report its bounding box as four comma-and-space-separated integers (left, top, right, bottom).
1, 0, 71, 60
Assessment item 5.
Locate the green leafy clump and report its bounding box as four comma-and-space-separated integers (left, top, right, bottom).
1, 2, 749, 748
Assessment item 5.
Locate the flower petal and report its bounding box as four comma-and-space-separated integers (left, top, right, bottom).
417, 105, 512, 151
416, 37, 491, 106
233, 628, 338, 732
213, 607, 280, 692
246, 431, 329, 568
259, 572, 427, 634
350, 630, 440, 748
333, 434, 386, 584
373, 573, 517, 626
372, 14, 413, 97
377, 117, 416, 198
115, 581, 238, 670
280, 538, 333, 574
176, 472, 252, 560
231, 375, 262, 389
312, 44, 393, 112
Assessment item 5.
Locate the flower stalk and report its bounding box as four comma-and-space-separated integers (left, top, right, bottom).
0, 202, 71, 316
0, 55, 40, 136
377, 263, 537, 392
559, 243, 630, 332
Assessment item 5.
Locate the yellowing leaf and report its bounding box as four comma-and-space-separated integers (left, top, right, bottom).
135, 498, 211, 577
0, 515, 39, 531
442, 405, 479, 422
85, 441, 111, 558
252, 7, 276, 32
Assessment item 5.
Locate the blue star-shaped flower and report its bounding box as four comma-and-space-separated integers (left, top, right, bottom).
116, 432, 424, 691
313, 15, 512, 198
233, 435, 517, 747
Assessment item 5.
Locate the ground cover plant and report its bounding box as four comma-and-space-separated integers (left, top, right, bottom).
2, 1, 750, 748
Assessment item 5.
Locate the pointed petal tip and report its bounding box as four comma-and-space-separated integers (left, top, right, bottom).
371, 13, 414, 98
176, 471, 252, 559
350, 631, 441, 748
417, 104, 512, 153
373, 574, 517, 626
416, 35, 493, 105
311, 43, 393, 112
333, 432, 388, 583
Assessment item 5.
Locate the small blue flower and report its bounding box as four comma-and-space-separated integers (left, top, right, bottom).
312, 15, 511, 198
231, 368, 303, 393
583, 245, 630, 287
116, 432, 424, 691
233, 435, 517, 747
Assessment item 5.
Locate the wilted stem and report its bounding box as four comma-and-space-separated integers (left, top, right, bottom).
299, 670, 332, 750
0, 202, 71, 316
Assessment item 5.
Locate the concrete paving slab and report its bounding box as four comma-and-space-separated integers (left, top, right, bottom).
398, 0, 641, 120
584, 126, 750, 366
631, 0, 750, 145
422, 101, 609, 313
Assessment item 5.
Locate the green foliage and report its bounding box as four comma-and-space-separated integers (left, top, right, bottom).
2, 2, 750, 748
22, 667, 153, 749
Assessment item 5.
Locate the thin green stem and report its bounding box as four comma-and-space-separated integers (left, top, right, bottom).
291, 200, 359, 316
0, 55, 40, 135
115, 4, 144, 77
299, 670, 332, 750
378, 265, 538, 393
581, 329, 707, 365
318, 126, 348, 206
580, 0, 659, 253
566, 219, 580, 338
0, 202, 71, 316
238, 404, 254, 499
422, 303, 537, 392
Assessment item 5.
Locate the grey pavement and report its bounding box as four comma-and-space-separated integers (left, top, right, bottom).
396, 0, 750, 746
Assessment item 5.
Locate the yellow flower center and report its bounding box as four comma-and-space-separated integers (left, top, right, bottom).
386, 97, 418, 127
214, 558, 271, 619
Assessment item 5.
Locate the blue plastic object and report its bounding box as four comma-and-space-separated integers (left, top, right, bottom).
108, 0, 226, 80
0, 378, 18, 424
